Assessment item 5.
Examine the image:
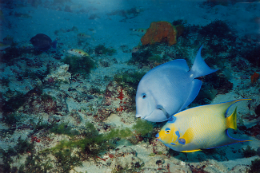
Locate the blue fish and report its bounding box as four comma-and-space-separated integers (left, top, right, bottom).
30, 33, 57, 52
135, 45, 217, 122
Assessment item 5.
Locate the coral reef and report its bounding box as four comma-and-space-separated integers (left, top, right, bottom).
199, 20, 236, 57
191, 73, 233, 106
2, 91, 27, 115
141, 21, 178, 46
62, 55, 96, 76
94, 44, 117, 56
15, 87, 68, 115
242, 46, 260, 67
242, 146, 257, 158
249, 159, 260, 173
44, 64, 71, 84
255, 104, 260, 117
109, 147, 144, 172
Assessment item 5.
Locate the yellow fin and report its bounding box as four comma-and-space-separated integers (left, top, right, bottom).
181, 128, 194, 144
226, 107, 237, 130
182, 149, 201, 153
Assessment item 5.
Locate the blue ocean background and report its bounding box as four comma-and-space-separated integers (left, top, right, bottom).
0, 0, 260, 172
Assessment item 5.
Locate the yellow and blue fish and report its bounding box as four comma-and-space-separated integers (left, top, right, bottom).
156, 99, 251, 152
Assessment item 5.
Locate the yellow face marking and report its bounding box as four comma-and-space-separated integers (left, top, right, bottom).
158, 124, 178, 144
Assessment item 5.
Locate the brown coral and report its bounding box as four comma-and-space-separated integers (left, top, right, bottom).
141, 21, 177, 46
251, 72, 259, 84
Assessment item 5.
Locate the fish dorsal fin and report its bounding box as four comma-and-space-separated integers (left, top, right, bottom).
180, 127, 194, 145
226, 107, 237, 130
208, 99, 252, 118
190, 45, 218, 78
223, 99, 252, 118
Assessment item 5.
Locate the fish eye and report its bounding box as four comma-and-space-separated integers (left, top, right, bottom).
165, 127, 170, 134
142, 93, 146, 99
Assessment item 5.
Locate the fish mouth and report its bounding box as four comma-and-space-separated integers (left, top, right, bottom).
136, 113, 150, 120
136, 114, 143, 118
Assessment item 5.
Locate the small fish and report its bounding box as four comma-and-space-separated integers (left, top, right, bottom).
156, 99, 251, 152
0, 42, 10, 50
77, 33, 91, 40
131, 46, 140, 53
130, 28, 147, 35
67, 49, 89, 57
135, 45, 217, 122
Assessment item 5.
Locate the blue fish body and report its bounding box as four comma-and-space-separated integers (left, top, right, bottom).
30, 33, 57, 52
135, 45, 217, 122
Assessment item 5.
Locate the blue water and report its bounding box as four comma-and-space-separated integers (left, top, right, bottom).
0, 0, 259, 172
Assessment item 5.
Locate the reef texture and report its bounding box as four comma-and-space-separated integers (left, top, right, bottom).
141, 21, 177, 46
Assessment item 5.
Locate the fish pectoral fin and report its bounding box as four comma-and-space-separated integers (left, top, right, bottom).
180, 128, 194, 145
179, 79, 202, 111
226, 107, 237, 130
181, 149, 201, 153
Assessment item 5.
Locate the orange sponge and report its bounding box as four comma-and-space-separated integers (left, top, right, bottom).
251, 72, 259, 84
141, 21, 177, 46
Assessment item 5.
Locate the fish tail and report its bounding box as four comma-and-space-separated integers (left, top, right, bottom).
226, 107, 237, 130
190, 45, 218, 78
52, 40, 57, 49
226, 129, 252, 143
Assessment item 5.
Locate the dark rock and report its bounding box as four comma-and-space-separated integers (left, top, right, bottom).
255, 104, 260, 117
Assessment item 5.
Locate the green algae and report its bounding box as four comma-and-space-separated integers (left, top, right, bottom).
132, 119, 153, 136
62, 55, 96, 76
50, 123, 79, 136
114, 71, 145, 88
15, 137, 34, 154
49, 122, 133, 161
53, 149, 82, 173
94, 44, 117, 56
242, 145, 257, 158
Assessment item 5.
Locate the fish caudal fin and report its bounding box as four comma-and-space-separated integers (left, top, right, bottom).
226, 107, 238, 130
226, 129, 251, 144
190, 45, 218, 78
52, 40, 57, 49
224, 98, 252, 118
